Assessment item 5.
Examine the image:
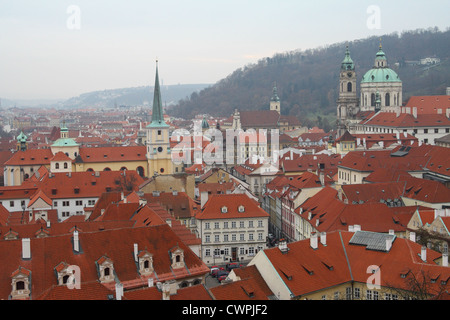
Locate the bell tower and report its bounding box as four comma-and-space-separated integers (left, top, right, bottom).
337, 45, 358, 137
270, 82, 281, 114
146, 60, 173, 176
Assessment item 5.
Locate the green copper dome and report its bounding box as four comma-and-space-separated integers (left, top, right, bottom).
361, 45, 401, 83
361, 68, 401, 83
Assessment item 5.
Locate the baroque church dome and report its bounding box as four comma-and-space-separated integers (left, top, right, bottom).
361, 45, 401, 84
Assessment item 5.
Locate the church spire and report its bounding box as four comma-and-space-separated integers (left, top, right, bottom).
150, 60, 167, 126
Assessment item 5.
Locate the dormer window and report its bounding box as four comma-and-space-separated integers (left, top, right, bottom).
238, 205, 245, 213
138, 251, 154, 276
170, 246, 184, 270
96, 256, 115, 283
10, 267, 31, 300
221, 206, 228, 213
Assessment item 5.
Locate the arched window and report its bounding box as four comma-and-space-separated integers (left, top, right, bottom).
136, 166, 144, 177
385, 93, 390, 107
103, 168, 111, 172
55, 163, 60, 169
104, 268, 110, 276
64, 162, 68, 169
347, 82, 352, 92
87, 168, 94, 172
371, 93, 376, 107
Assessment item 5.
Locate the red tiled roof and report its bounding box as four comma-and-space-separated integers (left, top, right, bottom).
263, 230, 447, 297
123, 284, 212, 300
197, 194, 269, 220
0, 224, 209, 299
210, 265, 274, 300
4, 149, 53, 166
78, 146, 147, 163
404, 96, 450, 115
361, 112, 450, 128
50, 151, 72, 162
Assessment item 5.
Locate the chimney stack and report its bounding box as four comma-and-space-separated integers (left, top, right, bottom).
278, 239, 289, 254
386, 238, 393, 251
353, 225, 361, 232
162, 283, 171, 300
115, 282, 123, 301
409, 232, 416, 242
134, 243, 138, 262
443, 252, 448, 267
421, 246, 427, 262
73, 230, 80, 253
148, 278, 154, 288
310, 233, 318, 250
320, 232, 327, 246
22, 238, 31, 260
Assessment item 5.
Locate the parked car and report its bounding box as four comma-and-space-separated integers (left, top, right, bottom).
210, 266, 225, 277
226, 262, 243, 271
218, 274, 229, 283
216, 269, 228, 279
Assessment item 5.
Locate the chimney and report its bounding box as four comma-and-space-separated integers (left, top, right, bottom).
46, 220, 51, 228
421, 246, 427, 262
148, 278, 154, 288
409, 231, 416, 242
162, 282, 171, 300
443, 253, 449, 267
115, 282, 123, 301
310, 233, 318, 250
320, 232, 327, 246
101, 209, 105, 215
172, 190, 178, 196
389, 230, 394, 236
412, 107, 417, 118
348, 225, 354, 232
319, 172, 325, 186
353, 225, 361, 232
134, 243, 138, 262
22, 238, 31, 260
278, 239, 289, 254
386, 238, 393, 251
446, 108, 450, 119
73, 230, 80, 253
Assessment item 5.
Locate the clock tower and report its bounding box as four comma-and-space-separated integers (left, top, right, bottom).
337, 46, 359, 137
146, 61, 173, 176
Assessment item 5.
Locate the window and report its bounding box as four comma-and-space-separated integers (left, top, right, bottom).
434, 128, 439, 133
10, 201, 14, 207
76, 200, 83, 206
214, 235, 219, 242
64, 162, 68, 169
347, 82, 352, 92
231, 221, 236, 229
55, 163, 60, 169
240, 221, 244, 228
223, 222, 229, 229
258, 233, 263, 241
240, 234, 245, 241
248, 247, 255, 256
249, 233, 254, 241
232, 234, 236, 241
354, 288, 360, 299
248, 221, 254, 228
224, 234, 229, 242
346, 287, 352, 300
424, 129, 428, 134
62, 201, 69, 207
205, 235, 210, 243
385, 93, 390, 106
214, 222, 220, 229
205, 249, 210, 256
88, 200, 95, 206
53, 201, 58, 207
205, 222, 210, 229
16, 281, 25, 291
258, 220, 263, 228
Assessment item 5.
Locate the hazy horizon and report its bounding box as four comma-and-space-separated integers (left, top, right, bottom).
1, 0, 449, 100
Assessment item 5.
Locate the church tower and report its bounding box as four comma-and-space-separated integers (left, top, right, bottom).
16, 131, 28, 151
146, 61, 173, 176
337, 46, 358, 137
270, 83, 281, 114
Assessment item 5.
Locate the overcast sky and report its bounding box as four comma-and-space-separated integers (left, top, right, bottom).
1, 0, 449, 100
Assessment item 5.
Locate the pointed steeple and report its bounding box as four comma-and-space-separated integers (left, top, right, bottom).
341, 45, 355, 71
271, 82, 280, 102
149, 60, 168, 127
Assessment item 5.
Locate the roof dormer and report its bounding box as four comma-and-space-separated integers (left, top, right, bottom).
137, 250, 154, 276
10, 267, 31, 300
96, 256, 115, 283
170, 246, 185, 270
